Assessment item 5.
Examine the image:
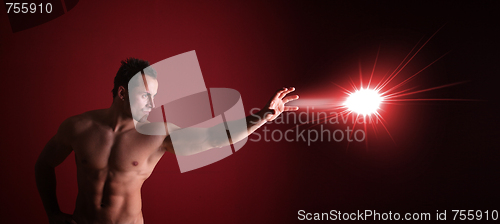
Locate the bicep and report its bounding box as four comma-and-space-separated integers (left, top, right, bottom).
36, 123, 74, 168
161, 123, 213, 155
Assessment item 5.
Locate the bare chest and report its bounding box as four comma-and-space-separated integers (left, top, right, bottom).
72, 127, 165, 173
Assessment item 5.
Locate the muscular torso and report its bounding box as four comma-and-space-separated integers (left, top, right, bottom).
69, 110, 169, 224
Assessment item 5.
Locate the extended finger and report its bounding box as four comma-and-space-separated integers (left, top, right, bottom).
275, 87, 288, 98
284, 106, 299, 111
283, 95, 299, 104
279, 87, 295, 99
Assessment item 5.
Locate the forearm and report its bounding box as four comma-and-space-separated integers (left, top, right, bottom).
35, 162, 61, 216
206, 108, 270, 148
229, 108, 269, 143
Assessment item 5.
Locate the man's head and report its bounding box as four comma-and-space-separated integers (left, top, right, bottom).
113, 58, 158, 122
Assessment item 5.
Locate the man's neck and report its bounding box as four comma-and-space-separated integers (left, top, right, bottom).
107, 99, 135, 132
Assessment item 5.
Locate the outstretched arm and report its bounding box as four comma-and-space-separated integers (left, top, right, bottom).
35, 118, 76, 224
163, 87, 299, 155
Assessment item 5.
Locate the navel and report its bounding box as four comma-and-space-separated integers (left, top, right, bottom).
132, 161, 139, 166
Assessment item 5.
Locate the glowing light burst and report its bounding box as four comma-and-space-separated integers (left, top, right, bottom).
286, 25, 471, 148
343, 88, 383, 116
324, 25, 468, 145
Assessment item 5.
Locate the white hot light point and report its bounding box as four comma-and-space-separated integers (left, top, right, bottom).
343, 88, 383, 115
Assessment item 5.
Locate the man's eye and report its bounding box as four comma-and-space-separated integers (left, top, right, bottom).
142, 94, 148, 98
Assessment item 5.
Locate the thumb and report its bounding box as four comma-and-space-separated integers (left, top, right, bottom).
265, 113, 273, 120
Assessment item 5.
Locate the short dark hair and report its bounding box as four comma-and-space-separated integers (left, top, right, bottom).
112, 57, 157, 98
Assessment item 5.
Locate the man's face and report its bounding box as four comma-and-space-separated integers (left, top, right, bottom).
127, 75, 159, 122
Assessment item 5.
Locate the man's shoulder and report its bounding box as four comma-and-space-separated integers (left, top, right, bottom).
60, 109, 105, 134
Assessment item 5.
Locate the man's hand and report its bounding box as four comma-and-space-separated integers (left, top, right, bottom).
262, 87, 299, 121
48, 211, 76, 224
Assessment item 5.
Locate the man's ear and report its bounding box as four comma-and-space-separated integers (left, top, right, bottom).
118, 86, 128, 101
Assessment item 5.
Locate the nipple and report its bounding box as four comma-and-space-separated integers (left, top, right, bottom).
132, 161, 139, 166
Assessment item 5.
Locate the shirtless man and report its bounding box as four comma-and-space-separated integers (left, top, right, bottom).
35, 58, 299, 224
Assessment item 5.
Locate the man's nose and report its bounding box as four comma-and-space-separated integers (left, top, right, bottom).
146, 94, 155, 108
147, 94, 155, 108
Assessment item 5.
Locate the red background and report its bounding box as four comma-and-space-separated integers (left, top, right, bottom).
0, 0, 498, 223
